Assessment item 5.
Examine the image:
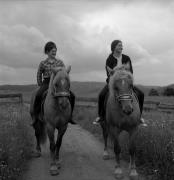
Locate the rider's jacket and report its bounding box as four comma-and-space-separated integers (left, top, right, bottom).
105, 53, 133, 83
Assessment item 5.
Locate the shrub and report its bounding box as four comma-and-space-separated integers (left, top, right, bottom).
148, 89, 159, 96
163, 87, 174, 96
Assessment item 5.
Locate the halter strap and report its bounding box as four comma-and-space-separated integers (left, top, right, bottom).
116, 91, 133, 102
53, 91, 70, 97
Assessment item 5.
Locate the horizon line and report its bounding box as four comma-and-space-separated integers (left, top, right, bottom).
0, 81, 173, 87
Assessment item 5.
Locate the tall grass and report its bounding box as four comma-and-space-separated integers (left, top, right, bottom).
135, 111, 174, 180
0, 103, 34, 180
74, 106, 174, 180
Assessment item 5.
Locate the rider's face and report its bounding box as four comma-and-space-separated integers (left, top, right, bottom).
47, 48, 57, 58
114, 42, 123, 54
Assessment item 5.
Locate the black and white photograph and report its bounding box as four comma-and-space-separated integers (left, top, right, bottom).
0, 0, 174, 180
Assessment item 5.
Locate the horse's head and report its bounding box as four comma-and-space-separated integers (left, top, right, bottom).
108, 66, 134, 115
50, 66, 71, 109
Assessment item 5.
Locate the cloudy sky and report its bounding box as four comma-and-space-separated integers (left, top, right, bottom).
0, 0, 173, 86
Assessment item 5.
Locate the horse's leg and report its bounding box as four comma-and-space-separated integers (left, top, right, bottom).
47, 123, 59, 176
55, 125, 67, 168
35, 128, 41, 152
113, 129, 123, 179
101, 121, 109, 160
129, 128, 139, 179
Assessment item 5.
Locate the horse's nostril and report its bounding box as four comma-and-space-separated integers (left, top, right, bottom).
123, 106, 133, 115
59, 99, 68, 109
127, 111, 132, 115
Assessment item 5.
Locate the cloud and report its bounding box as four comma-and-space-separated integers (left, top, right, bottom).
0, 0, 173, 85
0, 24, 49, 68
0, 64, 35, 85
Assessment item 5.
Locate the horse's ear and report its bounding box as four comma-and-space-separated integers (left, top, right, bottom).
107, 66, 114, 76
66, 65, 71, 74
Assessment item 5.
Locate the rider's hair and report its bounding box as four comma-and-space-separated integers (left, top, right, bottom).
111, 40, 122, 52
44, 41, 57, 54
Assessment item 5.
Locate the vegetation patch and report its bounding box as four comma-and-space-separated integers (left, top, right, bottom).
0, 103, 34, 180
74, 106, 174, 180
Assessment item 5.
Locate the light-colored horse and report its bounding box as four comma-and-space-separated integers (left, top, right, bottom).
101, 66, 141, 179
30, 66, 72, 175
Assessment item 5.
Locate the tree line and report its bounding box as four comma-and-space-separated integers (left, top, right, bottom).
148, 87, 174, 96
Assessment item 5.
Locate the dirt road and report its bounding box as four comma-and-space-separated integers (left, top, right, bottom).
23, 124, 144, 180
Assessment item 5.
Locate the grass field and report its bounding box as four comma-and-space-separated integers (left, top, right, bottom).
0, 84, 174, 179
4, 90, 174, 106
0, 82, 174, 104
0, 103, 34, 180
145, 96, 174, 104
74, 106, 174, 180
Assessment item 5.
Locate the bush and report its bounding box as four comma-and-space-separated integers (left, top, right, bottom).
148, 89, 159, 96
163, 87, 174, 96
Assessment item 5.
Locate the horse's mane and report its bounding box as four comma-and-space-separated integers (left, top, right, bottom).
109, 66, 134, 90
48, 67, 70, 93
52, 67, 65, 73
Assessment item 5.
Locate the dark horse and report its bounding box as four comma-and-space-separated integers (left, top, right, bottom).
30, 66, 72, 175
101, 66, 141, 179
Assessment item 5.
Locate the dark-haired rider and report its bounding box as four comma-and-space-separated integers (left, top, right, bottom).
93, 40, 147, 126
32, 41, 76, 125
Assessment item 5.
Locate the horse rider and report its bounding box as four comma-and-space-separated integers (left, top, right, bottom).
93, 40, 147, 126
32, 41, 76, 125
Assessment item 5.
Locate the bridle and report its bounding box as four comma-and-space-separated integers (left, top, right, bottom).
52, 83, 70, 97
51, 68, 71, 98
53, 91, 70, 97
52, 80, 70, 98
115, 88, 133, 102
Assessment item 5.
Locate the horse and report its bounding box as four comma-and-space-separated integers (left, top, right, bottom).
30, 66, 72, 176
101, 66, 141, 179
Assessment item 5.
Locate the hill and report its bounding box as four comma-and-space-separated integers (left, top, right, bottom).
0, 82, 173, 100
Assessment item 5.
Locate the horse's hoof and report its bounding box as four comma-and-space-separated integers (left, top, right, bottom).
129, 169, 139, 180
50, 164, 59, 176
31, 150, 41, 158
55, 159, 61, 169
103, 151, 110, 160
114, 167, 123, 179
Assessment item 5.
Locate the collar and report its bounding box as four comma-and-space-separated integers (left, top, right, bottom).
113, 53, 122, 60
46, 58, 57, 63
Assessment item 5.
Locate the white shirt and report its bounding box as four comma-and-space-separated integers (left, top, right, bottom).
113, 54, 122, 68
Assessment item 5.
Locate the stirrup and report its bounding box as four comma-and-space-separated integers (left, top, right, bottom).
140, 117, 148, 127
93, 117, 101, 125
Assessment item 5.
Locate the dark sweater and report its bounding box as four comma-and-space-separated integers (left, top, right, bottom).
105, 53, 133, 83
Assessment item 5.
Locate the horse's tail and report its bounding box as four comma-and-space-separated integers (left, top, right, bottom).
33, 118, 47, 144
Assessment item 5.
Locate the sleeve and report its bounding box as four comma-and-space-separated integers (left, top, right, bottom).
37, 61, 44, 86
128, 56, 133, 74
105, 56, 112, 78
